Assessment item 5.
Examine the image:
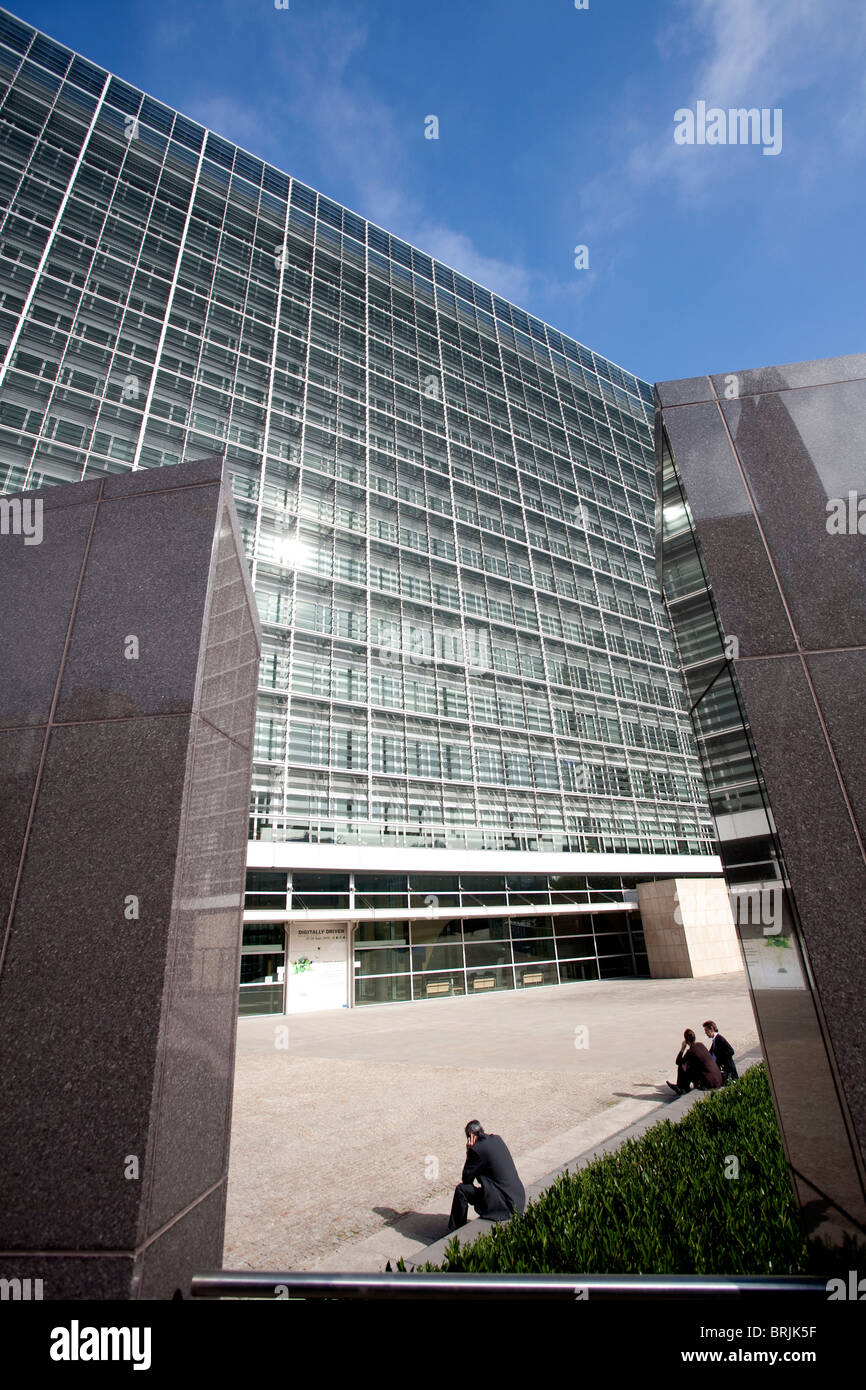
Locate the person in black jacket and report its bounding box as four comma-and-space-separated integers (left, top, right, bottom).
446, 1120, 526, 1233
703, 1020, 738, 1082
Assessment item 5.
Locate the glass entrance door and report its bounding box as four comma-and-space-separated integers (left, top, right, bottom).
238, 924, 286, 1016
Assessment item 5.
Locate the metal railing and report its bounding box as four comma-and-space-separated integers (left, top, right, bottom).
249, 819, 709, 856
190, 1271, 829, 1300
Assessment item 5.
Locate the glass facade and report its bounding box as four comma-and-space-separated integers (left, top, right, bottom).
354, 911, 643, 1005
244, 869, 648, 1006
657, 432, 781, 884
0, 9, 715, 863
0, 12, 728, 1011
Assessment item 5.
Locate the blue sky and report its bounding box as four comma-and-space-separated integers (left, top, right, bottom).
14, 0, 866, 384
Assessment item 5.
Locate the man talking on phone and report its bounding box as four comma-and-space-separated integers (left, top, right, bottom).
446, 1120, 526, 1234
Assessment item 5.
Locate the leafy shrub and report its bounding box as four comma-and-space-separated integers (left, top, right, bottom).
419, 1064, 810, 1275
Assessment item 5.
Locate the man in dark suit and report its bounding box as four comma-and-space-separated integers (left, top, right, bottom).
447, 1120, 526, 1233
667, 1028, 723, 1094
704, 1020, 738, 1082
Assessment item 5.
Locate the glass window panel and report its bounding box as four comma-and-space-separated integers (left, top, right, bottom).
355, 973, 412, 1005
291, 872, 349, 908
511, 935, 556, 963
516, 961, 558, 988
510, 915, 554, 938
245, 871, 288, 892
467, 965, 514, 994
554, 935, 595, 959
413, 970, 465, 999
559, 958, 600, 982
460, 876, 506, 906
240, 951, 285, 984
242, 923, 286, 948
599, 955, 634, 979
354, 921, 409, 945
409, 874, 460, 906
355, 946, 410, 976
595, 932, 634, 956
238, 983, 285, 1016
464, 939, 513, 968
461, 917, 508, 941
354, 873, 408, 908
411, 919, 462, 944
411, 941, 464, 972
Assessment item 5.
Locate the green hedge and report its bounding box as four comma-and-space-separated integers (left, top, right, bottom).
420, 1064, 811, 1275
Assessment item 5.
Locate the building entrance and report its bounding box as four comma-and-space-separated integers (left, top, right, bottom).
239, 924, 286, 1016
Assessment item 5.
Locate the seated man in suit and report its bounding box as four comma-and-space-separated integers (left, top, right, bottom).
703, 1020, 738, 1082
447, 1120, 526, 1233
667, 1028, 723, 1094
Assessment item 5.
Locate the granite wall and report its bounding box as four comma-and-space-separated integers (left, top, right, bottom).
0, 455, 261, 1297
656, 356, 866, 1244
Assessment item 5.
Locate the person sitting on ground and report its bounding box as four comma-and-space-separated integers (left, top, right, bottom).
667, 1028, 723, 1095
703, 1020, 738, 1083
668, 1030, 693, 1094
446, 1120, 526, 1234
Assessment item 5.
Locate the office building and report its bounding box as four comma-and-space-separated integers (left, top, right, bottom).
0, 9, 727, 1014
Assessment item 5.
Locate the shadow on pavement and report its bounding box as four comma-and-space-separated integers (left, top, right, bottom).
372, 1207, 449, 1243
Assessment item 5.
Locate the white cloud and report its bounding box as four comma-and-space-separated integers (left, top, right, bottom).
688, 0, 857, 105
409, 222, 532, 304
580, 0, 866, 236
181, 95, 273, 154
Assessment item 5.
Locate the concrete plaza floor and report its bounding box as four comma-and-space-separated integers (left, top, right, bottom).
223, 972, 758, 1273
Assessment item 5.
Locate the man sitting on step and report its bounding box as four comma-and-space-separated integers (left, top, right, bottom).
446, 1119, 526, 1234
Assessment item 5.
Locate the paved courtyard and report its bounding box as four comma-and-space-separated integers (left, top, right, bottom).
223, 973, 758, 1272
